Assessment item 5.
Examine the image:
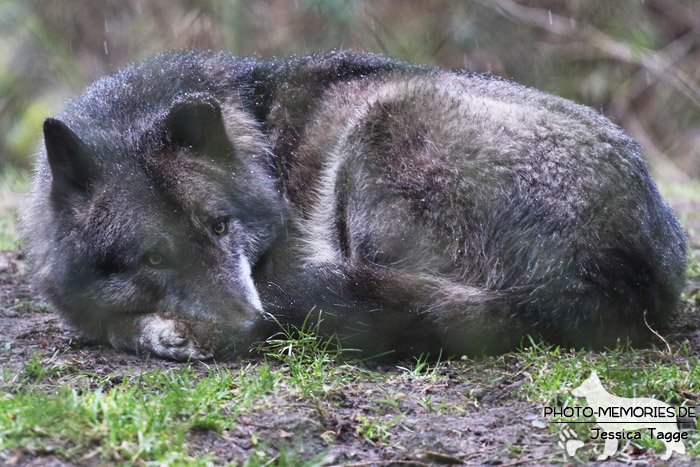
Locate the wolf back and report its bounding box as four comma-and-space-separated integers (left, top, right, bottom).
21, 50, 687, 360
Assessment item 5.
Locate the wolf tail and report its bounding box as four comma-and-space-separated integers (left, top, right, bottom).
432, 192, 687, 354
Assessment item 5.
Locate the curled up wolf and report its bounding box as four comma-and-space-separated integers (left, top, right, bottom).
20, 51, 687, 360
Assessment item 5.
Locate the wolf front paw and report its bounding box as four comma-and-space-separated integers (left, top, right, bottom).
137, 314, 219, 361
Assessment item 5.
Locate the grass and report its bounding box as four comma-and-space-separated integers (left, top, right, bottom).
354, 414, 396, 446
660, 179, 700, 204
688, 251, 700, 282
0, 165, 29, 250
1, 363, 281, 464
2, 330, 699, 464
518, 339, 700, 458
396, 351, 443, 380
259, 312, 353, 400
0, 317, 406, 463
0, 319, 374, 464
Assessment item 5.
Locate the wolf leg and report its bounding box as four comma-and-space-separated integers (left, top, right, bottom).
106, 313, 220, 360
260, 263, 524, 357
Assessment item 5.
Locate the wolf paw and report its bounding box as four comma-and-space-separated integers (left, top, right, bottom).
140, 315, 217, 361
558, 427, 584, 456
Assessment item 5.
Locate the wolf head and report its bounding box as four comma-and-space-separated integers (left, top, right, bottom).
22, 67, 285, 354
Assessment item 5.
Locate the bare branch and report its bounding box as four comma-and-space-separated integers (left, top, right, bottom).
478, 0, 700, 109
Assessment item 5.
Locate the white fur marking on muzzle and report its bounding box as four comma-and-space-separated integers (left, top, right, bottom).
239, 252, 263, 312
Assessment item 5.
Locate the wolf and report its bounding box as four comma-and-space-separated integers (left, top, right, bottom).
21, 50, 687, 360
571, 371, 686, 460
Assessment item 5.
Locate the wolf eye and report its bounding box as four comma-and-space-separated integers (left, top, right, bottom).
143, 248, 168, 268
212, 219, 228, 236
146, 252, 163, 267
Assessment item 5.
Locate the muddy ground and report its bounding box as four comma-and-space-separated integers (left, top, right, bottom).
0, 194, 699, 466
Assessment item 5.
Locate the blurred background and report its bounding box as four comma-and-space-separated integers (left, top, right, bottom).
0, 0, 698, 248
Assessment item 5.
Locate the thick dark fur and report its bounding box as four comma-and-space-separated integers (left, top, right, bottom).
21, 50, 687, 360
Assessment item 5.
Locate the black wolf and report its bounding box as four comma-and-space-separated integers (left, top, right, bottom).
21, 51, 687, 360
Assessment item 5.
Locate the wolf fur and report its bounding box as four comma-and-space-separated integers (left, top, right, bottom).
21, 50, 687, 360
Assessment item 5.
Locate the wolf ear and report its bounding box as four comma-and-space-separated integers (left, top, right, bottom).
44, 118, 96, 206
164, 97, 233, 156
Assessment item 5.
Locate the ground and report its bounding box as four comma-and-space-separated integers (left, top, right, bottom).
0, 185, 699, 466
